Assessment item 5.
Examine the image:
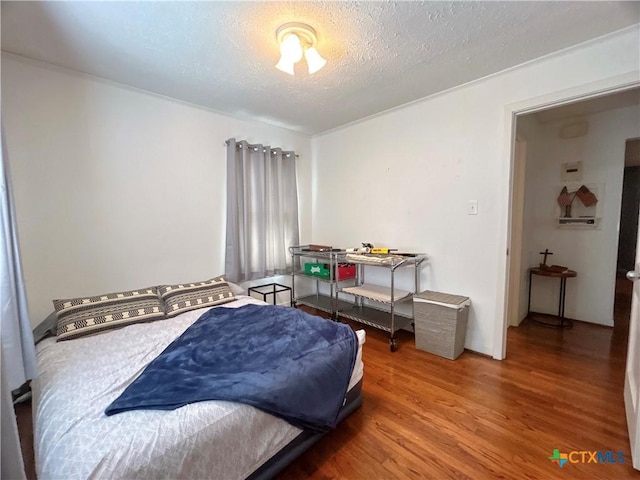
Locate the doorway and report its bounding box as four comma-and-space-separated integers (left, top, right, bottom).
499, 81, 640, 470
505, 88, 640, 470
506, 88, 640, 332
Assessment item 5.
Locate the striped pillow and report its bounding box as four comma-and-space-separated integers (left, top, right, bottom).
55, 288, 165, 341
158, 277, 235, 317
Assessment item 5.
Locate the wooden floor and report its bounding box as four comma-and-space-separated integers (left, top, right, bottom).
16, 280, 638, 479
276, 284, 638, 479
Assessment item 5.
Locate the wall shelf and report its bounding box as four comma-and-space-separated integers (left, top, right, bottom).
556, 217, 601, 229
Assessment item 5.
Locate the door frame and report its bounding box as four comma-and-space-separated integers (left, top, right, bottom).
505, 136, 527, 327
494, 71, 640, 360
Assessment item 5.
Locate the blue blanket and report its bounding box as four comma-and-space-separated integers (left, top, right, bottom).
105, 304, 358, 431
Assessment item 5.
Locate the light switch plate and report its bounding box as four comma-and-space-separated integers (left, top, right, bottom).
468, 200, 478, 215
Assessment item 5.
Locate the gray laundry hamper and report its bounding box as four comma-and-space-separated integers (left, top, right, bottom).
413, 290, 471, 360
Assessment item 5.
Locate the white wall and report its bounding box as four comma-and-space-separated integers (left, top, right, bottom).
521, 105, 639, 326
311, 28, 639, 356
2, 55, 312, 326
3, 27, 639, 351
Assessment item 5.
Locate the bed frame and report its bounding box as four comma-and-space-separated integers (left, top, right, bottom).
249, 379, 363, 479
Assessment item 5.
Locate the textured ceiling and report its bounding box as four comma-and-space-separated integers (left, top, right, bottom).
2, 1, 639, 135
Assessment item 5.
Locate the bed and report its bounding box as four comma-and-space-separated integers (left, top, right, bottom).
32, 292, 365, 479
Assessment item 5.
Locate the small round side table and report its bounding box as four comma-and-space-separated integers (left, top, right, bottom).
526, 267, 577, 328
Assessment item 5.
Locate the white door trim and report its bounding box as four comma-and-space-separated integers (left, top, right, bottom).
493, 72, 640, 360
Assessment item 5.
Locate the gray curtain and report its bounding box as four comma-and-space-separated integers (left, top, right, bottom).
1, 126, 35, 479
2, 345, 26, 480
225, 138, 300, 282
1, 127, 37, 390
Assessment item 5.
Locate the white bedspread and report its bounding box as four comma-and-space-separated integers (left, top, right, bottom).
33, 296, 365, 479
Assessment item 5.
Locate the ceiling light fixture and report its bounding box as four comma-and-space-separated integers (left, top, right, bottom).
275, 22, 326, 75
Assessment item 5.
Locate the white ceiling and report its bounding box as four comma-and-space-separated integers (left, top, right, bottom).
2, 1, 639, 135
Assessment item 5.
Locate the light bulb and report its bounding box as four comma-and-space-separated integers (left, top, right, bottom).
280, 33, 303, 63
275, 58, 295, 75
304, 46, 327, 74
275, 33, 303, 75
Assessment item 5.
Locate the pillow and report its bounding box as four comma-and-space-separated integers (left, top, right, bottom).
33, 311, 59, 344
158, 277, 235, 317
54, 287, 165, 341
226, 280, 247, 296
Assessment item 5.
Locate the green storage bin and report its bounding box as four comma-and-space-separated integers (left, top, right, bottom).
304, 262, 331, 278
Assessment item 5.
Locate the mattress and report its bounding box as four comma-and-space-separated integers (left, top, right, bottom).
33, 295, 365, 479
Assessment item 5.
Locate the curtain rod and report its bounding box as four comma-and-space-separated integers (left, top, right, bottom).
224, 139, 299, 158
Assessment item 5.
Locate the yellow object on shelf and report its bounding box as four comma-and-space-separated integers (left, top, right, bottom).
370, 247, 396, 254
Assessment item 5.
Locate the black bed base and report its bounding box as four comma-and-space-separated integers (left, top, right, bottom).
247, 379, 363, 480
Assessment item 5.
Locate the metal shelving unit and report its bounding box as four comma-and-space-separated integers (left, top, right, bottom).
289, 246, 354, 318
337, 253, 427, 352
290, 245, 427, 351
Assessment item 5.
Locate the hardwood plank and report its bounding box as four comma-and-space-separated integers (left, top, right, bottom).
277, 295, 638, 479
